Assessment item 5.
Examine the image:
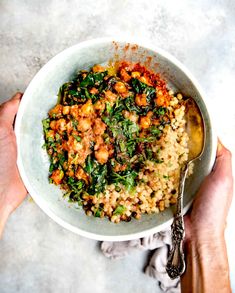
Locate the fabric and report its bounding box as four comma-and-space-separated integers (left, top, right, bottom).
101, 229, 180, 293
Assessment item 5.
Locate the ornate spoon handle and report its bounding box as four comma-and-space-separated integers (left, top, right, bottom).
166, 164, 189, 279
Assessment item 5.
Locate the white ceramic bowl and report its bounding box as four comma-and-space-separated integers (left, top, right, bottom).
15, 38, 216, 241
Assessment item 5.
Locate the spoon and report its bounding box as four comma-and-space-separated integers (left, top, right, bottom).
166, 97, 205, 279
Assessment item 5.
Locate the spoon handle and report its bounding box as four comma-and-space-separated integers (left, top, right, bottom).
166, 163, 189, 279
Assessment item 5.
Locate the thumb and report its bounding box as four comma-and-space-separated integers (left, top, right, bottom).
0, 92, 23, 125
210, 139, 233, 196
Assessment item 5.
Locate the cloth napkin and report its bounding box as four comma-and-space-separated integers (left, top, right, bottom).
101, 229, 180, 293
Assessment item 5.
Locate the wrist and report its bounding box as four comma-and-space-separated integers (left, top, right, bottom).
182, 220, 231, 293
184, 216, 225, 248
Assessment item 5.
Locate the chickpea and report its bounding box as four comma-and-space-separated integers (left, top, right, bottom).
50, 120, 57, 130
146, 111, 153, 118
73, 140, 83, 152
104, 90, 117, 103
49, 104, 63, 118
75, 166, 89, 184
131, 71, 141, 78
123, 110, 138, 123
114, 81, 127, 94
135, 93, 148, 106
50, 169, 64, 185
67, 169, 74, 177
93, 118, 106, 135
80, 99, 94, 116
57, 118, 67, 132
62, 106, 70, 115
92, 64, 105, 72
139, 116, 151, 129
77, 117, 92, 132
156, 89, 170, 106
155, 93, 165, 106
120, 68, 131, 82
129, 113, 139, 123
70, 105, 79, 118
89, 87, 99, 95
46, 130, 55, 139
94, 136, 104, 150
66, 121, 73, 134
114, 163, 127, 172
95, 145, 109, 164
139, 75, 152, 86
63, 161, 68, 170
123, 110, 130, 119
94, 100, 105, 112
152, 118, 160, 126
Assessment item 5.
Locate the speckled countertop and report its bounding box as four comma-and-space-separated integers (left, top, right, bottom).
0, 1, 235, 292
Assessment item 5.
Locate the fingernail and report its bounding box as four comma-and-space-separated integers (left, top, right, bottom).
217, 140, 223, 153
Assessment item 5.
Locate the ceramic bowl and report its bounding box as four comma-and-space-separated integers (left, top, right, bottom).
15, 38, 216, 241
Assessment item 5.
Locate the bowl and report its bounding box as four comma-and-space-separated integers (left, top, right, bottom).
15, 38, 217, 241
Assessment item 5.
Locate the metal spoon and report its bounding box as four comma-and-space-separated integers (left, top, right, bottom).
166, 98, 205, 279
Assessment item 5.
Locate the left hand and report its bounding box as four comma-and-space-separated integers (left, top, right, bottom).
0, 93, 28, 237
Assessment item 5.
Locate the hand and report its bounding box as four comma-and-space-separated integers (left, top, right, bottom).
185, 140, 233, 243
0, 93, 27, 237
181, 141, 233, 292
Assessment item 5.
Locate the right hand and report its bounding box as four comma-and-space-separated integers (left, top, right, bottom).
185, 140, 233, 242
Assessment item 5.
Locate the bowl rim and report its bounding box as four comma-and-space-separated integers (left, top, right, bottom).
15, 37, 217, 241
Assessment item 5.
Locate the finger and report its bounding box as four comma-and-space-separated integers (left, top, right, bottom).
216, 138, 226, 157
212, 139, 233, 178
0, 92, 23, 125
11, 92, 23, 100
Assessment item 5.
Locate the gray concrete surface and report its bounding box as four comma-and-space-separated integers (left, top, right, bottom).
0, 0, 235, 292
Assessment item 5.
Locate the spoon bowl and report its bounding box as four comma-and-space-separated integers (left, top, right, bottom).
166, 98, 205, 279
185, 98, 205, 161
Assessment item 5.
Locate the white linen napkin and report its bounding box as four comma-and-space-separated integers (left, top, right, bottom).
101, 229, 180, 293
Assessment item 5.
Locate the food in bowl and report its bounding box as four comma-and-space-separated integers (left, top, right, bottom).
42, 61, 193, 223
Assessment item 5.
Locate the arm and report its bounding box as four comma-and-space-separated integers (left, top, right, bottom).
182, 230, 230, 293
0, 93, 27, 238
181, 142, 233, 292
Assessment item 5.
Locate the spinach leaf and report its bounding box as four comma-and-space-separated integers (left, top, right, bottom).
94, 208, 102, 217
131, 78, 148, 93
42, 118, 50, 133
49, 162, 56, 173
67, 177, 85, 194
84, 155, 93, 175
58, 83, 70, 104
72, 119, 78, 129
58, 153, 66, 166
124, 95, 152, 116
136, 136, 156, 143
85, 157, 108, 195
105, 102, 113, 115
126, 140, 137, 157
69, 89, 80, 97
150, 126, 161, 136
113, 205, 126, 215
119, 140, 126, 152
73, 134, 82, 142
144, 87, 156, 103
110, 169, 138, 192
154, 106, 166, 116
80, 71, 108, 87
146, 148, 154, 160
121, 119, 139, 139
